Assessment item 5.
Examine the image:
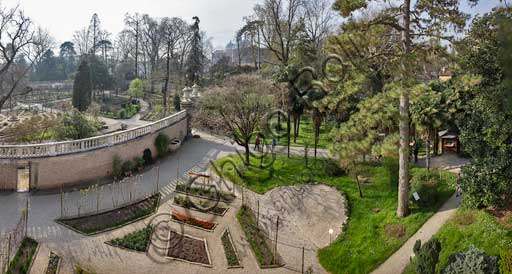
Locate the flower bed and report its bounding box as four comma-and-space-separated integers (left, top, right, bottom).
57, 194, 160, 235
173, 195, 228, 216
107, 225, 153, 252
221, 229, 242, 268
175, 184, 236, 203
45, 252, 61, 274
166, 230, 211, 266
6, 237, 38, 274
171, 211, 217, 231
237, 205, 282, 268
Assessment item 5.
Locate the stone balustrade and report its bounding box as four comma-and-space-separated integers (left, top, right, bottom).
0, 110, 187, 159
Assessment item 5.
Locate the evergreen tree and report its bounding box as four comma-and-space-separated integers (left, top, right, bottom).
72, 59, 93, 112
186, 16, 203, 85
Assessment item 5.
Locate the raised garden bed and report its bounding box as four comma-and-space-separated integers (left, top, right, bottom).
57, 194, 160, 235
106, 225, 153, 252
171, 211, 217, 232
166, 230, 212, 267
6, 237, 39, 274
175, 184, 236, 203
221, 229, 242, 268
237, 205, 283, 268
45, 252, 61, 274
173, 195, 228, 216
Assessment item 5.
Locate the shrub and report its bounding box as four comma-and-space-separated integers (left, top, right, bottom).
441, 246, 499, 274
324, 161, 346, 177
117, 109, 126, 119
459, 157, 510, 209
143, 149, 153, 165
154, 133, 170, 157
413, 238, 442, 274
134, 156, 145, 169
112, 155, 123, 179
500, 250, 512, 274
122, 160, 135, 175
410, 172, 439, 208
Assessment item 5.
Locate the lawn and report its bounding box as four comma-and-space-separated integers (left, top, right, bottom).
213, 153, 456, 274
403, 209, 512, 274
250, 116, 335, 149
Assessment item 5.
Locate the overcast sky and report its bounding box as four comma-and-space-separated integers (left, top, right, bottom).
0, 0, 504, 50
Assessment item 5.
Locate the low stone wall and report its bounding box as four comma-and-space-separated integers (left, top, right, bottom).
0, 111, 187, 191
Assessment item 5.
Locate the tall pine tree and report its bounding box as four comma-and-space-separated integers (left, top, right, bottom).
186, 16, 203, 85
72, 59, 92, 112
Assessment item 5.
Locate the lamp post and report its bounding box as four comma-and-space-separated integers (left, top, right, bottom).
329, 228, 334, 244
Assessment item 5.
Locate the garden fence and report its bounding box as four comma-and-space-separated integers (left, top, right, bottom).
0, 209, 28, 274
60, 166, 160, 219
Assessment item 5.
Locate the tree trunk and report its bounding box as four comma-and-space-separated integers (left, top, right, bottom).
397, 0, 412, 218
163, 43, 171, 111
244, 143, 250, 165
425, 137, 431, 171
433, 129, 439, 156
287, 114, 291, 158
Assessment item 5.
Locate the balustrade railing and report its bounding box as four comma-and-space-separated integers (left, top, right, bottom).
0, 110, 187, 159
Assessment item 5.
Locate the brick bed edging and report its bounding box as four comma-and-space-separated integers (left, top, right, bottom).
55, 194, 161, 236
26, 241, 40, 274
221, 228, 243, 269
172, 201, 230, 216
165, 231, 213, 268
44, 251, 62, 274
104, 226, 154, 254
169, 218, 218, 233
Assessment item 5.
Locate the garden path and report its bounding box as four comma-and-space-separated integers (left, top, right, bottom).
371, 154, 469, 274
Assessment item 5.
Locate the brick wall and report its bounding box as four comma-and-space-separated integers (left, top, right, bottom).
0, 118, 187, 191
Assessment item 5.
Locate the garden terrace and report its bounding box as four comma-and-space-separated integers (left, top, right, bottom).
0, 110, 186, 159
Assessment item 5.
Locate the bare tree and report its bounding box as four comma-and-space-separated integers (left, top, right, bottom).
141, 14, 162, 94
0, 4, 52, 111
124, 13, 143, 78
302, 0, 336, 55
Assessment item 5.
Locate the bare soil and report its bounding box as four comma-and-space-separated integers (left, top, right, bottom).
166, 231, 210, 265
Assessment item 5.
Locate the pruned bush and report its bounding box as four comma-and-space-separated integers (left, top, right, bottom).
441, 246, 499, 274
143, 149, 153, 165
112, 155, 123, 179
323, 160, 346, 177
410, 172, 439, 208
154, 133, 170, 157
133, 156, 145, 170
122, 160, 135, 175
413, 238, 442, 274
500, 250, 512, 274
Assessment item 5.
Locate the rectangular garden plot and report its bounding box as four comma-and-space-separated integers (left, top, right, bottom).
6, 237, 39, 274
57, 194, 160, 235
166, 231, 212, 267
221, 229, 242, 268
175, 184, 236, 203
171, 211, 217, 232
237, 205, 284, 268
45, 252, 61, 274
173, 195, 228, 216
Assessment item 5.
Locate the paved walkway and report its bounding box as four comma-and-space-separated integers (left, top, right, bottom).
371, 156, 469, 274
0, 134, 343, 274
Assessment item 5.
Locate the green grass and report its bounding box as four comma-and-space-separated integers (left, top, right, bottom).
108, 225, 153, 252
214, 153, 456, 274
403, 209, 512, 274
6, 237, 38, 274
250, 116, 334, 149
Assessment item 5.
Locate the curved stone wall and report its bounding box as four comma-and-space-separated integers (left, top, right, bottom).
0, 111, 188, 191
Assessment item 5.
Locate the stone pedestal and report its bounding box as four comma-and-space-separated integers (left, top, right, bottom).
180, 100, 194, 138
